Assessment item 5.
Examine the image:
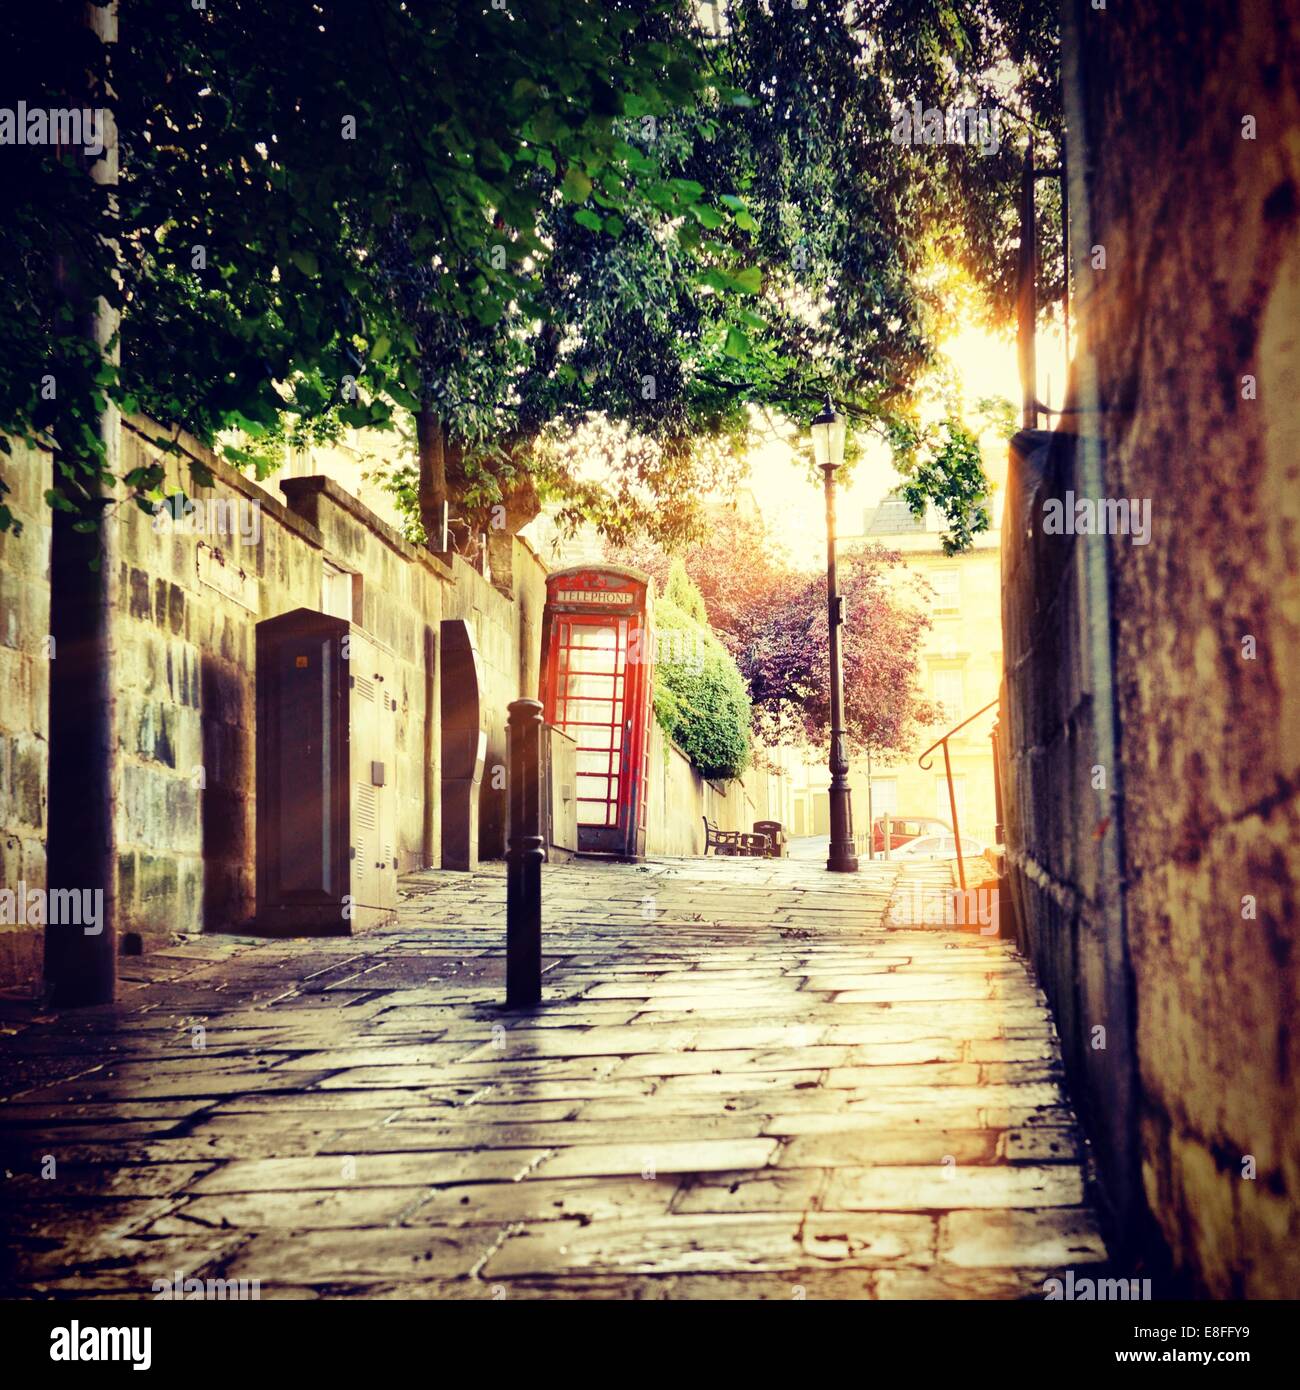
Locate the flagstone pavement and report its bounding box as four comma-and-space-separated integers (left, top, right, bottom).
0, 851, 1109, 1299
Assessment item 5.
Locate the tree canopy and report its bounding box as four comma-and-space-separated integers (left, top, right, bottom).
386, 0, 1064, 552
1, 0, 721, 528
612, 507, 938, 758
2, 1, 1062, 551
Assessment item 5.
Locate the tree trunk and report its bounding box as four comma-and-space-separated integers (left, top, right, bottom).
443, 433, 475, 556
415, 404, 448, 550
417, 414, 543, 556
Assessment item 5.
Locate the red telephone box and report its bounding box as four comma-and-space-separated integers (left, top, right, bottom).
540, 565, 654, 858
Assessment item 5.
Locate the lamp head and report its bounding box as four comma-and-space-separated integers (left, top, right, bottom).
811, 392, 846, 470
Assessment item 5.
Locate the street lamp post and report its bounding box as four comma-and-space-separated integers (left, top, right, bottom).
811, 394, 859, 874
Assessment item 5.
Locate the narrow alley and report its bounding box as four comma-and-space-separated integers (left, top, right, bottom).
0, 851, 1106, 1299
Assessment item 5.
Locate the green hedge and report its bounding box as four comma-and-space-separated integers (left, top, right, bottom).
652, 562, 751, 782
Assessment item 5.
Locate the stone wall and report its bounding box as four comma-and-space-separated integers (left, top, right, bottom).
4, 408, 782, 990
0, 438, 52, 990
999, 0, 1300, 1295
439, 538, 548, 860
999, 425, 1139, 1250
114, 420, 323, 951
278, 474, 450, 875
0, 415, 550, 988
642, 720, 769, 858
644, 724, 706, 857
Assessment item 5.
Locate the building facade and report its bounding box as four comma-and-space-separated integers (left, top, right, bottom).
787, 494, 1003, 850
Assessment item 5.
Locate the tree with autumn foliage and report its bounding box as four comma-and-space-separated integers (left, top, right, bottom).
609, 508, 938, 760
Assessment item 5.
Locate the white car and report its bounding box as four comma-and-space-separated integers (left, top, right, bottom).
891, 833, 988, 860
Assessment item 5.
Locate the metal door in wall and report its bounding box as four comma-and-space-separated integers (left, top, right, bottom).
348, 629, 397, 917
349, 632, 382, 912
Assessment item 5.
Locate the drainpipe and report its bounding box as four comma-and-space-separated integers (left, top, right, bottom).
1017, 137, 1039, 430
1061, 0, 1139, 1248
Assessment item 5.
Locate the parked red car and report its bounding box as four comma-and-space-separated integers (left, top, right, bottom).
871, 815, 953, 856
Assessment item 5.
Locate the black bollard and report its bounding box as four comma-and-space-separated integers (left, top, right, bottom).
506, 698, 544, 1007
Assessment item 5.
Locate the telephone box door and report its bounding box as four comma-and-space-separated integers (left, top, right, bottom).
541, 567, 652, 858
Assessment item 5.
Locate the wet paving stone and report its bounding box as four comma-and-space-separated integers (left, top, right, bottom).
776, 1129, 998, 1169
4, 1162, 216, 1201
219, 1226, 498, 1284
151, 1186, 431, 1232
188, 1149, 547, 1193
822, 1163, 1084, 1211
483, 1211, 936, 1278
940, 1207, 1107, 1268
412, 1176, 681, 1226
673, 1168, 826, 1213
0, 854, 1106, 1297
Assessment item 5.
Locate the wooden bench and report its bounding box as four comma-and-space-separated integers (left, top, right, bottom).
703, 817, 768, 857
753, 820, 786, 858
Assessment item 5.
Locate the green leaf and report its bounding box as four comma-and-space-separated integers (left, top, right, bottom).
561, 167, 593, 202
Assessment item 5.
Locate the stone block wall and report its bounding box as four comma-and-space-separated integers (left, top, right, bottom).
113, 419, 324, 949
644, 724, 705, 857
278, 475, 451, 874
999, 426, 1139, 1250
440, 538, 548, 860
0, 438, 52, 990
4, 409, 779, 989
0, 414, 553, 989
1083, 1, 1300, 1298
643, 720, 764, 858
999, 0, 1300, 1296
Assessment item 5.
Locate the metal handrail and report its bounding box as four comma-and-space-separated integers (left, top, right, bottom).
917, 697, 1000, 890
916, 697, 1001, 769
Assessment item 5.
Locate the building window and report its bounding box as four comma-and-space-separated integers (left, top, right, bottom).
872, 777, 898, 817
932, 568, 960, 614
936, 774, 967, 824
933, 667, 964, 722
